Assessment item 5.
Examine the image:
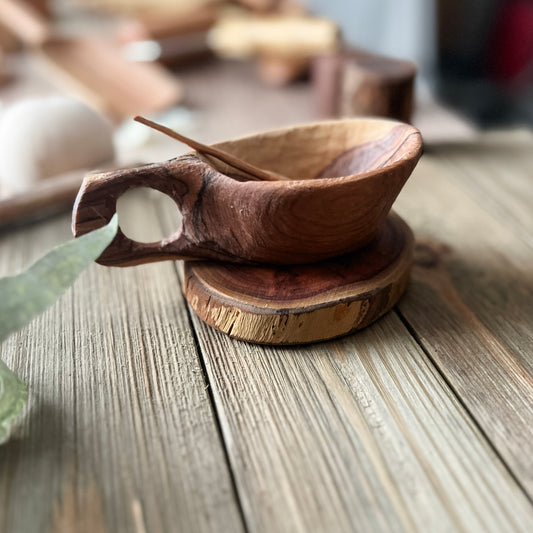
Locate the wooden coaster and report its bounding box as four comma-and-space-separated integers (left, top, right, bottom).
183, 212, 414, 345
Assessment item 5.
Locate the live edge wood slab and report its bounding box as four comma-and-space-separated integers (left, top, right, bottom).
183, 212, 413, 344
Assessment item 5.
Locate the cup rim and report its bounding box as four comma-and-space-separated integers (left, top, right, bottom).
208, 117, 423, 189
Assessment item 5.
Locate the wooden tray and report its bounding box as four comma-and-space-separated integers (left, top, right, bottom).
182, 212, 414, 344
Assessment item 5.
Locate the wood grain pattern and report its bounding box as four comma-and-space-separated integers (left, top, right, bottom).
182, 213, 413, 344
134, 115, 290, 181
72, 119, 422, 266
428, 131, 533, 248
181, 295, 533, 533
4, 56, 533, 533
0, 199, 244, 533
394, 151, 533, 499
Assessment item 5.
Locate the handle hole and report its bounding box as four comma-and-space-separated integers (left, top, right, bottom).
116, 187, 182, 243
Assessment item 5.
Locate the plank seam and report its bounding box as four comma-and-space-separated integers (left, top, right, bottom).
155, 201, 250, 532
179, 266, 251, 533
394, 307, 533, 507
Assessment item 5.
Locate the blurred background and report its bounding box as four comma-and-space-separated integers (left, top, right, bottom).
0, 0, 532, 227
0, 0, 530, 126
313, 0, 533, 126
0, 0, 531, 125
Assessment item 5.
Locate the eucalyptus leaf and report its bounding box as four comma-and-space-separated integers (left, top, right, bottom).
0, 215, 118, 443
0, 359, 27, 444
0, 215, 118, 342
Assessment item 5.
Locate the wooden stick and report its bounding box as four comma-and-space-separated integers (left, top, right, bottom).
0, 170, 84, 228
134, 116, 290, 182
0, 0, 50, 47
0, 163, 129, 229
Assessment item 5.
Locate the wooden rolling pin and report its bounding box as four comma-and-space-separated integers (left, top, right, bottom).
0, 169, 86, 228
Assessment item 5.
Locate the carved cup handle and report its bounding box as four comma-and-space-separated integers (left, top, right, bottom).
72, 161, 201, 267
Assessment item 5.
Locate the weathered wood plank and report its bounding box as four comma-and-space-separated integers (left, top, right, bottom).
0, 196, 244, 533
181, 305, 533, 533
428, 130, 533, 248
4, 53, 533, 532
394, 153, 533, 499
155, 181, 533, 532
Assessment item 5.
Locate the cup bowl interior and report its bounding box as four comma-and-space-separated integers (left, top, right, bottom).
214, 118, 422, 181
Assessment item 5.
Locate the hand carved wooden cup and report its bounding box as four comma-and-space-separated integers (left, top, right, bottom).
72, 118, 422, 266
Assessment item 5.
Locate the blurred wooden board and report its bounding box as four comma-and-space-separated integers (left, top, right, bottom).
0, 0, 49, 47
120, 2, 217, 38
0, 0, 183, 118
428, 130, 533, 248
116, 2, 216, 66
37, 37, 183, 119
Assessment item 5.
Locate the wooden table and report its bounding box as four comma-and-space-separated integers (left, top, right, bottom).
1, 60, 533, 533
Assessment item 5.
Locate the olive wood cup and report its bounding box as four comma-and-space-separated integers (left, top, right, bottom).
72, 118, 423, 266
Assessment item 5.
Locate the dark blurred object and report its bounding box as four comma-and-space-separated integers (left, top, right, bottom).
438, 0, 500, 78
257, 54, 310, 85
437, 0, 533, 126
26, 0, 49, 17
234, 0, 281, 11
488, 0, 533, 85
0, 48, 4, 84
312, 49, 416, 123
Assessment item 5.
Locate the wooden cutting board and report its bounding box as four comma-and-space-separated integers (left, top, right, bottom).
0, 0, 183, 119
182, 212, 414, 344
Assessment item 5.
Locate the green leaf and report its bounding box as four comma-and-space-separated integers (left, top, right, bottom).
0, 359, 27, 444
0, 215, 118, 443
0, 215, 118, 342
